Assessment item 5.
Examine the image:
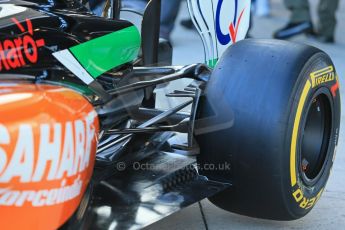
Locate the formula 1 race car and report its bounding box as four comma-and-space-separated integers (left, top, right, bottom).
0, 0, 341, 229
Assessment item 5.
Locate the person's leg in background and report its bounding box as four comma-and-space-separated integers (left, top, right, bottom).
89, 0, 148, 16
160, 0, 183, 41
90, 0, 183, 41
122, 0, 183, 41
285, 0, 310, 23
273, 0, 313, 39
121, 0, 148, 12
255, 0, 271, 17
317, 0, 339, 43
89, 0, 106, 16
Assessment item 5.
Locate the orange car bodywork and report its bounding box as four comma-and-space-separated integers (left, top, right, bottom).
0, 83, 99, 230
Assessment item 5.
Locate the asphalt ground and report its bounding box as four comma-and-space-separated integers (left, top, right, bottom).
145, 0, 345, 229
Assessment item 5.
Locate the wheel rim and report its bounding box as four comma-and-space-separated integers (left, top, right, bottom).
300, 92, 332, 185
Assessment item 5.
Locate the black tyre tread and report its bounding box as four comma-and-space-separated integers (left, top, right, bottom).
196, 39, 340, 220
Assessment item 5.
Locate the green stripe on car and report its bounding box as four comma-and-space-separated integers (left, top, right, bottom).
69, 26, 141, 78
208, 58, 218, 68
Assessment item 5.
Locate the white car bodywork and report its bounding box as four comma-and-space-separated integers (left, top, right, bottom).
188, 0, 251, 67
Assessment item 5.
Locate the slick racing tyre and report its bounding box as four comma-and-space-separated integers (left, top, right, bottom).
195, 39, 341, 220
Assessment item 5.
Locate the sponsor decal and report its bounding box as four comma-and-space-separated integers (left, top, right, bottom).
0, 178, 83, 207
215, 0, 246, 45
0, 111, 97, 206
310, 66, 335, 88
292, 187, 324, 210
0, 85, 99, 230
0, 18, 45, 71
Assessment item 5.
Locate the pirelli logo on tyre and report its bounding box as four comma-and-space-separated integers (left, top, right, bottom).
292, 186, 324, 210
310, 66, 335, 88
290, 64, 339, 211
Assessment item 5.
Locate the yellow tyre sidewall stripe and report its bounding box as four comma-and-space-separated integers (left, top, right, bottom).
290, 80, 312, 186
